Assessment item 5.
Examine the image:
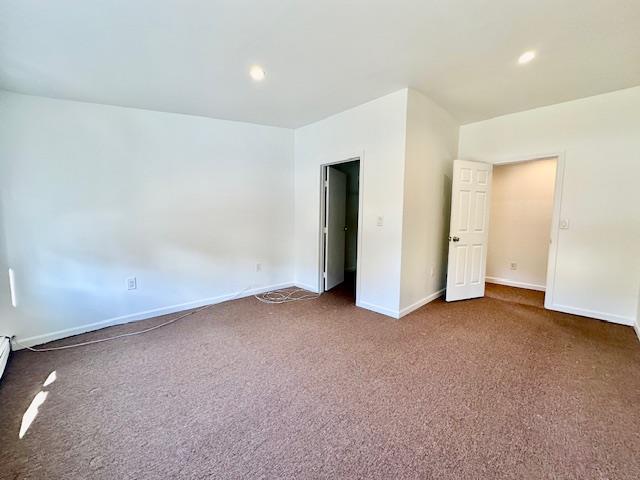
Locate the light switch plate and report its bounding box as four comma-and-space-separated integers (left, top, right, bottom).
559, 219, 570, 229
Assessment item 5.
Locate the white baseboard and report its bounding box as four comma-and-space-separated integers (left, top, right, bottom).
357, 290, 445, 319
486, 276, 546, 292
634, 320, 640, 343
13, 282, 295, 350
548, 303, 634, 327
399, 289, 445, 318
294, 283, 320, 294
356, 300, 400, 319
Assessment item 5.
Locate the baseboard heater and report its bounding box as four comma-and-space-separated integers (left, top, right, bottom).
0, 337, 10, 381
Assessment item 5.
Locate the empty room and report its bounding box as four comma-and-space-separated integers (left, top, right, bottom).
1, 1, 639, 479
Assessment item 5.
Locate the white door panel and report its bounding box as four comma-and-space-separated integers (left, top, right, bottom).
324, 167, 347, 291
446, 160, 492, 301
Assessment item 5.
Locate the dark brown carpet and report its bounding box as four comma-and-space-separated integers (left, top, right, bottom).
1, 286, 639, 479
485, 282, 546, 308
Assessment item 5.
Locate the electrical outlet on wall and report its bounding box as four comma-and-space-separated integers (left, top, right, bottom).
256, 263, 262, 272
510, 262, 517, 271
127, 277, 137, 290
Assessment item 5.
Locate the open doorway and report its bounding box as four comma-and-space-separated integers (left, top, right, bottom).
484, 157, 558, 307
320, 159, 361, 302
445, 155, 564, 308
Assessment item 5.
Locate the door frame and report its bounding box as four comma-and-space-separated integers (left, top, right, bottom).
318, 155, 364, 304
489, 152, 566, 309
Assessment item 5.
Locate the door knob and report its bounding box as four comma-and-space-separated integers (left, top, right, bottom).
449, 236, 460, 242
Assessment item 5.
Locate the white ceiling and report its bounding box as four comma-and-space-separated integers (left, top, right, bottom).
1, 0, 639, 128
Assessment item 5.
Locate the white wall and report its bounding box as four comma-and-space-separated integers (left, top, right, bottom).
487, 158, 556, 290
294, 90, 408, 317
636, 286, 640, 342
0, 194, 12, 337
459, 86, 640, 325
399, 89, 459, 315
0, 92, 294, 346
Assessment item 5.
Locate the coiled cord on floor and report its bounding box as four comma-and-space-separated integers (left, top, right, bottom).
254, 288, 321, 304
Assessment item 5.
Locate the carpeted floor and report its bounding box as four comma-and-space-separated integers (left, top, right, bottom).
485, 282, 545, 308
1, 285, 639, 479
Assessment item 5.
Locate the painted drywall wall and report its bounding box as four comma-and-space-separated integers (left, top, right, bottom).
399, 89, 459, 314
486, 158, 556, 290
636, 286, 640, 342
0, 92, 294, 345
332, 161, 360, 272
0, 193, 12, 337
459, 86, 640, 325
294, 90, 408, 317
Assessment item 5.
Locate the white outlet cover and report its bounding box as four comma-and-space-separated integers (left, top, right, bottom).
127, 277, 137, 290
559, 219, 570, 229
376, 216, 384, 227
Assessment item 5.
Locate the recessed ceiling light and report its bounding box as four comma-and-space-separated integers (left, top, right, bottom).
518, 51, 536, 65
249, 65, 266, 81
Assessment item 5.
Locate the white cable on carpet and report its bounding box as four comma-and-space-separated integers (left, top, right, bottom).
12, 285, 320, 352
254, 288, 320, 304
12, 303, 215, 352
13, 285, 254, 352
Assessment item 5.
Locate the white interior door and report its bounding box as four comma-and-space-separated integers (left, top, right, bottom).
446, 160, 493, 301
324, 167, 347, 291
